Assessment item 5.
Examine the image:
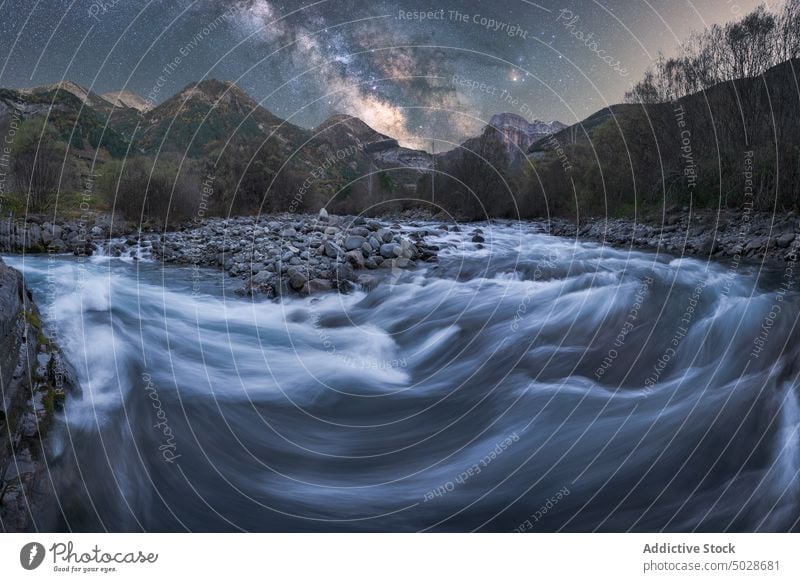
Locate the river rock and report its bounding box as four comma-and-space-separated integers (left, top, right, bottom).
777, 232, 795, 248
324, 241, 343, 258
344, 235, 367, 251
380, 243, 402, 259
307, 278, 333, 294
3, 212, 440, 297
345, 250, 365, 269
357, 274, 380, 291
349, 226, 370, 237
252, 270, 275, 286
288, 270, 307, 291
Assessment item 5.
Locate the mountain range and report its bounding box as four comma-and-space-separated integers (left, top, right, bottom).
0, 79, 565, 189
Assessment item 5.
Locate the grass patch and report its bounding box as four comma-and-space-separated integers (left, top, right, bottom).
23, 309, 51, 347
42, 389, 65, 417
23, 309, 42, 329
2, 191, 111, 220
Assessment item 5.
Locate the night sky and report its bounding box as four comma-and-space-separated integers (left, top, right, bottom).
0, 0, 764, 149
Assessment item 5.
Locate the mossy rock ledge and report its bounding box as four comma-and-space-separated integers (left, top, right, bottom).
0, 257, 79, 532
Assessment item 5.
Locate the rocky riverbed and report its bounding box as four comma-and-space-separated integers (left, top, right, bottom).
5, 208, 800, 295
546, 209, 800, 263
103, 212, 441, 297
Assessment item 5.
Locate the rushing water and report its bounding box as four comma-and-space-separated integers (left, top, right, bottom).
5, 222, 800, 532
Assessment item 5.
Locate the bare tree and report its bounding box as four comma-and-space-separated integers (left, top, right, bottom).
626, 1, 798, 105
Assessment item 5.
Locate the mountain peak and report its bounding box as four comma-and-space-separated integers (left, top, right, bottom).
101, 89, 151, 112
318, 113, 394, 144
173, 79, 255, 108
20, 80, 95, 104
488, 112, 566, 155
489, 112, 566, 134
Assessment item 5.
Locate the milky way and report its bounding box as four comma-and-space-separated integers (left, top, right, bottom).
0, 0, 765, 149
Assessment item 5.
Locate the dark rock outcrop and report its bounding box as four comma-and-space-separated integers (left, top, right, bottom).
0, 214, 127, 255
0, 258, 77, 532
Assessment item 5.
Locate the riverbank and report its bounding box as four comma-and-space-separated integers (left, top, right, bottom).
546, 209, 800, 263
4, 208, 798, 297
0, 258, 79, 532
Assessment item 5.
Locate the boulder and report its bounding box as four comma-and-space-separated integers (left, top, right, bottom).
288, 270, 307, 291
349, 226, 370, 237
776, 232, 795, 248
345, 250, 365, 269
400, 239, 416, 259
307, 278, 333, 294
344, 235, 367, 251
357, 274, 380, 291
380, 243, 402, 259
252, 270, 275, 286
745, 237, 768, 252
26, 224, 42, 247
333, 263, 355, 283
324, 241, 343, 258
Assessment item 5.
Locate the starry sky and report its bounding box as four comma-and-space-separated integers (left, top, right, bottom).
0, 0, 766, 149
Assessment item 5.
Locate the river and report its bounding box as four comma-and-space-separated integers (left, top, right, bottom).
5, 221, 799, 531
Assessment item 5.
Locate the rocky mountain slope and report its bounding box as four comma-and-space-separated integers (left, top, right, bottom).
435, 113, 565, 169
101, 89, 151, 112
527, 104, 640, 154
0, 83, 130, 157
19, 80, 117, 114
0, 77, 565, 172
314, 114, 432, 170
114, 79, 310, 158
489, 113, 566, 154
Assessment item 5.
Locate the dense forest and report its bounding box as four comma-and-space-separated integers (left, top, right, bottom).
524, 0, 800, 219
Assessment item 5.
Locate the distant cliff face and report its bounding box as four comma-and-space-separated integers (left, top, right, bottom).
316, 114, 433, 171
488, 113, 566, 154
0, 258, 76, 532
